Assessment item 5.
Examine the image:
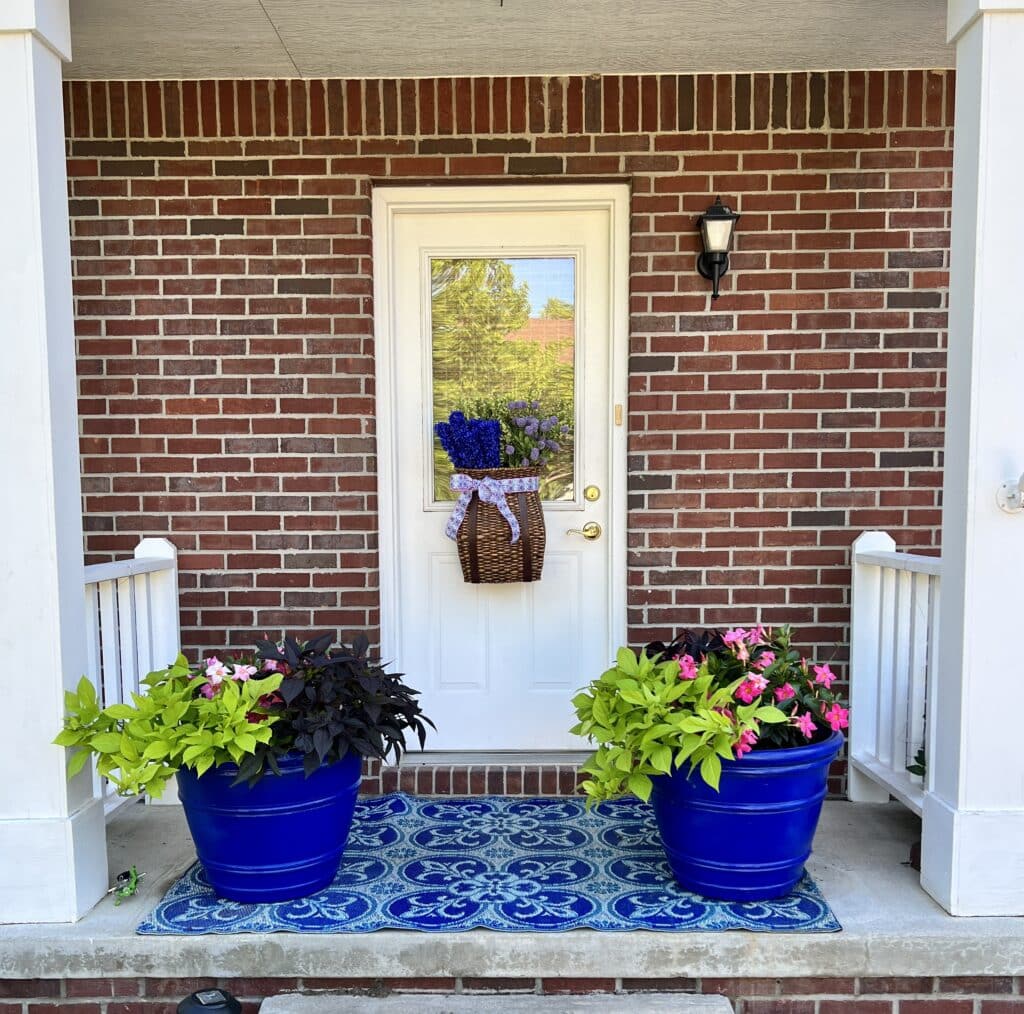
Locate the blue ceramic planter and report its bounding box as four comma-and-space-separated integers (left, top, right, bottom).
176, 750, 362, 903
649, 732, 843, 901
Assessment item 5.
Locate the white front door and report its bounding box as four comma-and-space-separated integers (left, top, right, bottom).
374, 185, 628, 752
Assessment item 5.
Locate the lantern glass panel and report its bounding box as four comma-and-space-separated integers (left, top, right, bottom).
701, 217, 734, 254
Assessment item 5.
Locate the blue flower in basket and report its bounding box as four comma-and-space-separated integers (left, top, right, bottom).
435, 412, 501, 470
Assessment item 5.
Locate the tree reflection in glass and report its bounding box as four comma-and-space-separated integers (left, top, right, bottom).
430, 257, 576, 502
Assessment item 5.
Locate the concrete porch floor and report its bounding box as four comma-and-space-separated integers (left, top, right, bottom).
2, 800, 1023, 980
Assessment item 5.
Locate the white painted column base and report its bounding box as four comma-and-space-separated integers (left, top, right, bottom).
0, 800, 107, 924
921, 795, 1024, 916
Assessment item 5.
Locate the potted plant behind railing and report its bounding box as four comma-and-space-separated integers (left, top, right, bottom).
570, 625, 848, 901
56, 633, 433, 903
435, 397, 572, 584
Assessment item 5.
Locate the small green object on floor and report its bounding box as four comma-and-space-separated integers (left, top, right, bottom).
109, 865, 144, 905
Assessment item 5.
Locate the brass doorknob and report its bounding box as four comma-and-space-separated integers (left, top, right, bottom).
567, 521, 602, 541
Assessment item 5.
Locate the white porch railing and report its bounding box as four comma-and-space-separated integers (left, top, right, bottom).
848, 531, 940, 816
82, 537, 180, 813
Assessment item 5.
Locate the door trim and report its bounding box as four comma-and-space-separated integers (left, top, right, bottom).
372, 183, 630, 688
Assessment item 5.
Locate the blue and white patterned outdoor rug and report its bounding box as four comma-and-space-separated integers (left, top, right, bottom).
138, 794, 840, 934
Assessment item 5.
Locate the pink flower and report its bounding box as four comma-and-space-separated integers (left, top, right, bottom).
204, 656, 230, 684
678, 654, 698, 680
753, 650, 776, 671
723, 628, 750, 662
199, 683, 217, 699
774, 682, 796, 702
753, 625, 769, 644
722, 628, 748, 647
734, 727, 759, 758
813, 664, 836, 689
232, 664, 258, 682
823, 703, 849, 732
262, 659, 280, 671
792, 710, 816, 738
735, 674, 769, 704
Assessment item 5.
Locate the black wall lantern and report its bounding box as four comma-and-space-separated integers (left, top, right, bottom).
696, 197, 740, 300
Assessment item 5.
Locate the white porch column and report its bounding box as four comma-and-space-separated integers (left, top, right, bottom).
0, 0, 108, 922
922, 1, 1024, 916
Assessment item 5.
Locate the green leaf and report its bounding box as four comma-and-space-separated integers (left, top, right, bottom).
53, 729, 82, 747
650, 744, 672, 773
76, 676, 97, 707
89, 733, 122, 754
163, 701, 188, 726
615, 647, 640, 676
627, 772, 653, 801
699, 752, 722, 791
754, 705, 788, 724
104, 704, 137, 720
66, 749, 90, 778
182, 744, 206, 764
142, 740, 170, 760
674, 734, 702, 766
678, 717, 707, 734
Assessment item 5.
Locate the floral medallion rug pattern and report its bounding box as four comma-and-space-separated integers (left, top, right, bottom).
138, 794, 840, 934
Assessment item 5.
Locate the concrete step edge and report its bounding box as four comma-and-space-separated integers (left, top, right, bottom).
259, 993, 734, 1013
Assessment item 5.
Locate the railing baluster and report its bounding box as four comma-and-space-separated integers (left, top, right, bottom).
925, 576, 940, 797
891, 570, 912, 772
83, 584, 103, 802
97, 578, 121, 710
908, 572, 930, 780
117, 575, 139, 711
134, 572, 154, 677
877, 567, 896, 768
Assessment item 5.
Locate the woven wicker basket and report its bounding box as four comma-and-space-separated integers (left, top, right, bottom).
455, 466, 546, 584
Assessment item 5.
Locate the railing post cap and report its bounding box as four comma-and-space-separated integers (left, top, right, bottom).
853, 531, 898, 552
134, 537, 177, 560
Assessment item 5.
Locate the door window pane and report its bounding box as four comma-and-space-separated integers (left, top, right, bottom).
430, 256, 576, 502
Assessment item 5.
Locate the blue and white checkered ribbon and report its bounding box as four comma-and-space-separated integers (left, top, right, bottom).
445, 473, 540, 545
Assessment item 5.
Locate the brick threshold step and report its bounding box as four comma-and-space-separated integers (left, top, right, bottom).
261, 996, 732, 1013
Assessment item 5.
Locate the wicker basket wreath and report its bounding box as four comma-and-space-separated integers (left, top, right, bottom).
453, 467, 546, 584
436, 403, 570, 585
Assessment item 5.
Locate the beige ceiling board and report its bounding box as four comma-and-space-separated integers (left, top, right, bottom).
66, 0, 297, 79
263, 0, 953, 77
66, 0, 953, 80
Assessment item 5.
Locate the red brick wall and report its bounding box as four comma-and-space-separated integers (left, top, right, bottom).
65, 72, 952, 673
3, 974, 1018, 1012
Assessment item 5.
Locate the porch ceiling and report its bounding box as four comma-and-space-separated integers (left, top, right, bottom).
65, 0, 953, 80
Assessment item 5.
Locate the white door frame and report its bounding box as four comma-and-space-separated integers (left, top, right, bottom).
372, 183, 630, 706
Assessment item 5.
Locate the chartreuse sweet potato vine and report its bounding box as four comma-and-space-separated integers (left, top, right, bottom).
570, 647, 787, 802
55, 655, 282, 799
